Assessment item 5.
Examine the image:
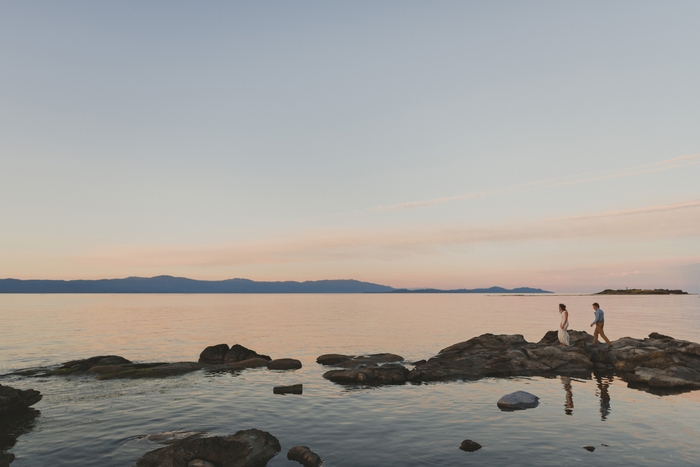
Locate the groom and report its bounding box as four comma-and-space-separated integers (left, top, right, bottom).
590, 302, 612, 347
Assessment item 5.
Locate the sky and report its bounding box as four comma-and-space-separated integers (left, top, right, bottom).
1, 1, 699, 292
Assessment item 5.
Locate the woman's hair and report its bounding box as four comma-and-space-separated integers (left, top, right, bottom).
559, 303, 567, 311
592, 302, 600, 307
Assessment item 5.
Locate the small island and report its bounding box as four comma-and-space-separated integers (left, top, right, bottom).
596, 288, 688, 295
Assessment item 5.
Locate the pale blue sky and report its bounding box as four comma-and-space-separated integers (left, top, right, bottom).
1, 1, 699, 291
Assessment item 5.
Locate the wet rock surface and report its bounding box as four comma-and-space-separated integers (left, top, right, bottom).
224, 345, 271, 364
323, 364, 409, 385
273, 384, 302, 395
287, 446, 322, 467
267, 359, 302, 370
46, 355, 132, 375
317, 353, 403, 369
134, 429, 280, 467
497, 391, 539, 410
0, 385, 42, 414
459, 439, 482, 452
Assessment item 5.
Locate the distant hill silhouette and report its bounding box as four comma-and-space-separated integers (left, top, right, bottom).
387, 286, 552, 294
0, 276, 552, 294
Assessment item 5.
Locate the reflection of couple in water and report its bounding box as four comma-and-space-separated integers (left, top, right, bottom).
560, 374, 613, 419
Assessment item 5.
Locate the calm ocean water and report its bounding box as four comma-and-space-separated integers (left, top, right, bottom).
1, 294, 699, 466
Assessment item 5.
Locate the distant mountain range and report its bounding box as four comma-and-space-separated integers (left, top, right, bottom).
0, 276, 552, 294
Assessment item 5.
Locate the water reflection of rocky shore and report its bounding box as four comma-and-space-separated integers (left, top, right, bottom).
0, 408, 40, 466
561, 376, 574, 415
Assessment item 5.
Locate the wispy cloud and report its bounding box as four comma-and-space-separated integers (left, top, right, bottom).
83, 198, 700, 268
371, 153, 700, 212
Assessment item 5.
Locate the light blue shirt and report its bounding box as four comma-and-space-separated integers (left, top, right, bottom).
591, 308, 604, 326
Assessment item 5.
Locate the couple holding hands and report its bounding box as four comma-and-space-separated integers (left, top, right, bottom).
558, 302, 612, 347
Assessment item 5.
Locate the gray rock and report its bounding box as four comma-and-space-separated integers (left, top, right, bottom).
497, 391, 539, 410
135, 429, 280, 467
287, 446, 322, 467
459, 439, 482, 452
273, 384, 303, 395
267, 359, 302, 370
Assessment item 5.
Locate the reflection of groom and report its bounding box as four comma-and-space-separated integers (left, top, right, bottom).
590, 302, 612, 347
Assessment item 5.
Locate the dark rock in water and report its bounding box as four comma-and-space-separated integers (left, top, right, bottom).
316, 353, 402, 368
0, 385, 42, 414
0, 407, 39, 467
134, 428, 280, 467
47, 355, 132, 375
273, 384, 302, 395
583, 446, 596, 452
225, 344, 271, 363
497, 391, 539, 410
317, 354, 355, 365
0, 452, 15, 467
198, 344, 230, 364
287, 446, 322, 467
649, 332, 674, 340
86, 362, 203, 380
459, 439, 482, 452
323, 364, 409, 385
225, 358, 270, 370
267, 359, 302, 370
139, 430, 207, 445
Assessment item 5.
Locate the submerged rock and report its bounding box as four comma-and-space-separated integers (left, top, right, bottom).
273, 384, 303, 395
459, 439, 482, 452
87, 362, 203, 380
497, 391, 539, 410
225, 358, 269, 370
0, 385, 42, 414
287, 446, 322, 467
46, 355, 132, 375
267, 359, 302, 370
134, 429, 280, 467
316, 353, 403, 369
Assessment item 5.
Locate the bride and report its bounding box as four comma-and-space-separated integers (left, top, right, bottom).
558, 303, 570, 346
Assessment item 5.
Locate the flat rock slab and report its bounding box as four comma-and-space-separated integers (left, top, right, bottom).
225, 358, 269, 370
135, 429, 280, 467
267, 359, 302, 370
323, 364, 409, 385
497, 391, 539, 410
87, 362, 203, 380
287, 446, 323, 467
274, 384, 303, 395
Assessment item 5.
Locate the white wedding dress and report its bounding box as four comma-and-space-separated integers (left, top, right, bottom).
558, 311, 570, 346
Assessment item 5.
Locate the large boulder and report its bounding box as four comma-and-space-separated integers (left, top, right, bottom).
199, 344, 230, 364
134, 429, 280, 467
224, 345, 271, 364
497, 391, 539, 410
0, 385, 42, 414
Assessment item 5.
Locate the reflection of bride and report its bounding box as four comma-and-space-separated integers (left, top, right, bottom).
561, 376, 574, 415
558, 304, 570, 346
